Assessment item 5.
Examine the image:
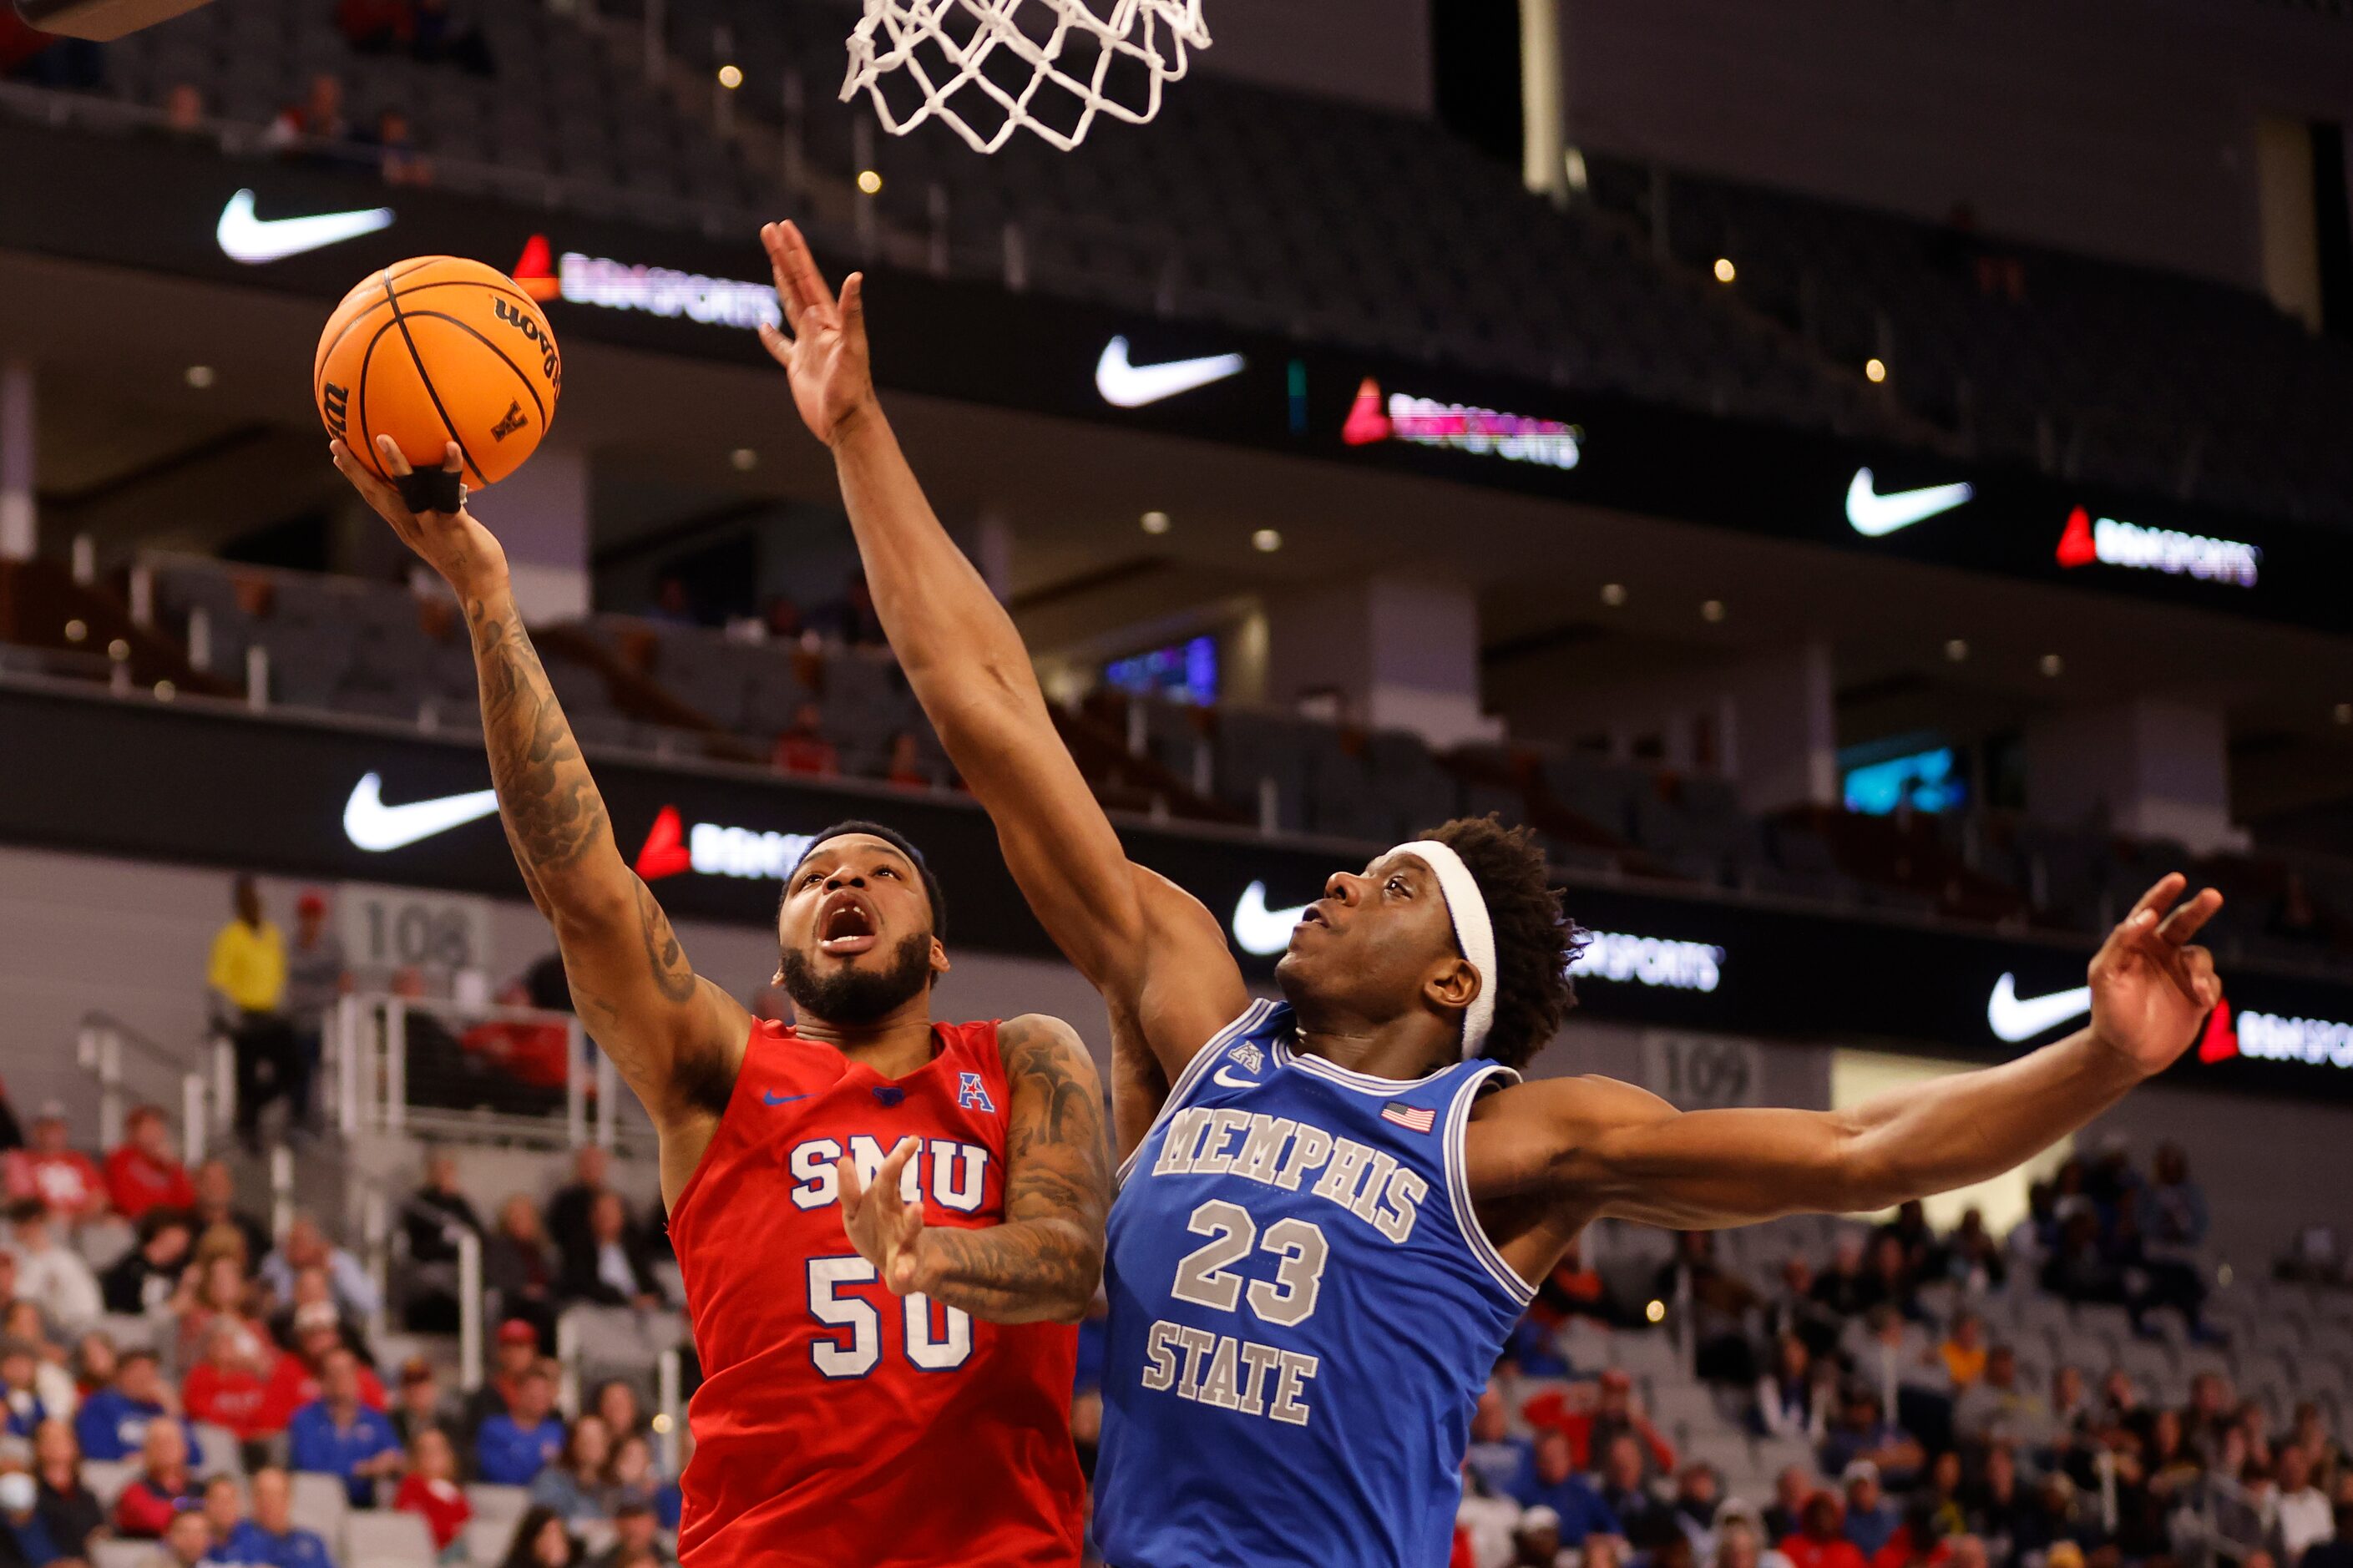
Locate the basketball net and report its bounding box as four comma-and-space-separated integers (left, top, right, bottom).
841, 0, 1210, 154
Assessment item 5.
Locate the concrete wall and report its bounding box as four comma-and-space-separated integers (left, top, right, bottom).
1555, 0, 2353, 286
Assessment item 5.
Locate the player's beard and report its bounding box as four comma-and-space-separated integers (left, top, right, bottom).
779, 930, 934, 1025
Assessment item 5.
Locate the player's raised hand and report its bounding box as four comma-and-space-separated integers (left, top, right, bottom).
2087, 873, 2224, 1075
756, 220, 873, 448
330, 437, 509, 597
837, 1136, 928, 1295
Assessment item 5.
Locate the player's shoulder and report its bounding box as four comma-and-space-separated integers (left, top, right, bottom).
1467, 1072, 1675, 1138
993, 1014, 1096, 1079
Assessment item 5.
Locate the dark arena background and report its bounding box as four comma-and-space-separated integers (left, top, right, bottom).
2, 0, 2352, 1565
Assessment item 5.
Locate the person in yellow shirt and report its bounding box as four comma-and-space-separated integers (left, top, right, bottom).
1937, 1308, 1990, 1388
207, 876, 291, 1155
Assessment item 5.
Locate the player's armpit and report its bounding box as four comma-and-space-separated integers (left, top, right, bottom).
910, 1014, 1110, 1324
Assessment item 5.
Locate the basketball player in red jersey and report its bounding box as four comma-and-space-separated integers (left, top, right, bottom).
328, 431, 1106, 1567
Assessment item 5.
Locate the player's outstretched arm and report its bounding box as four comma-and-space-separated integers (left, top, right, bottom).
837, 1015, 1110, 1323
331, 439, 751, 1166
756, 220, 1250, 1090
1474, 876, 2223, 1242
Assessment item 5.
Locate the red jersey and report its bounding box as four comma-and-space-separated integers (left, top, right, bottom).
669, 1019, 1082, 1567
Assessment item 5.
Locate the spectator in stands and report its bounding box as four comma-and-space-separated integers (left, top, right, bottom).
883, 731, 931, 790
772, 702, 839, 777
1811, 1236, 1875, 1321
1820, 1388, 1924, 1486
1512, 1505, 1571, 1568
0, 1457, 62, 1568
1534, 1236, 1617, 1328
1763, 1467, 1814, 1545
288, 1346, 402, 1507
1586, 1368, 1677, 1478
1467, 1383, 1535, 1497
545, 1149, 610, 1267
282, 891, 347, 1138
500, 1506, 581, 1568
3, 1110, 103, 1222
643, 576, 697, 627
1596, 1434, 1673, 1547
2270, 873, 2328, 945
1936, 1313, 1988, 1389
463, 1320, 542, 1439
1672, 1463, 1725, 1555
607, 1433, 660, 1515
73, 1348, 188, 1464
197, 1473, 240, 1553
2306, 1505, 2353, 1568
2295, 1404, 2346, 1483
159, 81, 208, 136
181, 1316, 272, 1444
391, 1358, 458, 1451
457, 986, 569, 1120
2130, 1142, 2215, 1339
1859, 1234, 1918, 1320
591, 1500, 671, 1568
407, 0, 495, 76
1780, 1491, 1865, 1568
403, 1154, 483, 1275
1657, 1232, 1760, 1383
1939, 1210, 2006, 1292
266, 72, 352, 151
1766, 1256, 1844, 1364
206, 878, 296, 1156
589, 1381, 646, 1448
113, 1416, 200, 1537
65, 1331, 109, 1404
5, 1203, 98, 1335
261, 1216, 381, 1323
557, 1192, 661, 1309
173, 1252, 259, 1371
1512, 1429, 1622, 1546
394, 1424, 470, 1556
362, 109, 434, 186
476, 1366, 564, 1486
190, 1161, 269, 1268
154, 1505, 216, 1568
1758, 1334, 1832, 1443
266, 1266, 372, 1365
529, 1413, 613, 1520
2280, 1445, 2335, 1565
1, 1339, 52, 1439
102, 1105, 194, 1221
28, 1420, 100, 1560
225, 1467, 333, 1568
1718, 1512, 1790, 1568
259, 1302, 384, 1435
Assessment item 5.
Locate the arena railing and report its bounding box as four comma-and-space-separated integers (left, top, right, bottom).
75, 1009, 212, 1162
326, 990, 630, 1152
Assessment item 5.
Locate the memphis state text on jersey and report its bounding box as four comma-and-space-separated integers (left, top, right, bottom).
1094, 999, 1536, 1568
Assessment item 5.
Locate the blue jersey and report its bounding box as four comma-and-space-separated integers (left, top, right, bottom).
1095, 999, 1536, 1568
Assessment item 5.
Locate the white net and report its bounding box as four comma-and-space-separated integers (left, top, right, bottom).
841, 0, 1210, 154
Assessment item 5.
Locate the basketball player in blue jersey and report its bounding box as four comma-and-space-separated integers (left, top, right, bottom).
755, 220, 2228, 1568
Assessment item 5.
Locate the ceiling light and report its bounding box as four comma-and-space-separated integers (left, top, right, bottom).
1865, 357, 1889, 384
1713, 258, 1737, 284
1141, 510, 1171, 535
1700, 599, 1725, 623
185, 365, 215, 389
857, 169, 883, 195
63, 620, 86, 644
153, 680, 175, 701
2039, 653, 2064, 678
1251, 529, 1282, 553
2335, 702, 2351, 726
729, 448, 757, 471
1945, 638, 1968, 662
716, 63, 743, 89
1600, 583, 1627, 607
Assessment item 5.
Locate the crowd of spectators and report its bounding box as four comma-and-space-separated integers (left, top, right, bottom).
0, 1094, 686, 1567
1450, 1143, 2353, 1568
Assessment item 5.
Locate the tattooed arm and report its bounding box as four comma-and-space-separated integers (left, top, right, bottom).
838, 1014, 1109, 1323
332, 438, 751, 1197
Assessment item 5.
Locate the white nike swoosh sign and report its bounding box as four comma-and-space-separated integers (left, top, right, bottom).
216, 189, 395, 265
343, 773, 500, 852
1846, 468, 1976, 537
1096, 336, 1246, 407
1986, 972, 2093, 1044
1232, 881, 1309, 957
1212, 1066, 1258, 1089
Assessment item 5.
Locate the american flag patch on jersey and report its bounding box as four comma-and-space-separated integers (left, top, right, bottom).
1381, 1104, 1437, 1134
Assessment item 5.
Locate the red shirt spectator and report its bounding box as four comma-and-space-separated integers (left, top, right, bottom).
257, 1306, 384, 1434
104, 1108, 195, 1221
393, 1429, 472, 1550
6, 1107, 107, 1220
182, 1318, 275, 1439
461, 986, 569, 1090
772, 701, 838, 777
113, 1420, 201, 1538
1783, 1495, 1870, 1568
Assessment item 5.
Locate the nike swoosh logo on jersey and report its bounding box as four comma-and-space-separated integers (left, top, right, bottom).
216, 189, 395, 264
762, 1091, 808, 1105
1231, 881, 1309, 957
1846, 467, 1976, 537
1096, 336, 1246, 407
342, 773, 500, 852
1212, 1066, 1259, 1089
1986, 972, 2092, 1043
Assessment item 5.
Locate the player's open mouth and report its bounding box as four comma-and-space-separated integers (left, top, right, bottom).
817, 892, 880, 956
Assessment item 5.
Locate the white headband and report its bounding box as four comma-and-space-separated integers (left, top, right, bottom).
1394, 839, 1495, 1059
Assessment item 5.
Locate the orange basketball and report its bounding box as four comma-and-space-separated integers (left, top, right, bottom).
314, 256, 562, 489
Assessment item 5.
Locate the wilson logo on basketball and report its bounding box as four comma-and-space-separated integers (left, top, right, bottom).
321, 382, 350, 442
492, 297, 560, 388
489, 401, 529, 443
